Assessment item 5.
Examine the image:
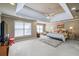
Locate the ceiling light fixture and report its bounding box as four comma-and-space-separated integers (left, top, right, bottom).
71, 7, 76, 11
10, 3, 15, 5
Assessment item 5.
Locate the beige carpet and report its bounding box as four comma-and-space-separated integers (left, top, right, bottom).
9, 38, 79, 56
39, 37, 63, 47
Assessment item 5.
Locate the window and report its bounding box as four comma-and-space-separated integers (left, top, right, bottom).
15, 21, 31, 37
37, 25, 43, 33
24, 23, 31, 35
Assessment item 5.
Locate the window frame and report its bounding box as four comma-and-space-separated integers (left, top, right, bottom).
14, 21, 32, 37
37, 24, 44, 33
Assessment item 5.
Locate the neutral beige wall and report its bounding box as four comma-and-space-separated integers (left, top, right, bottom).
32, 21, 37, 37
1, 15, 37, 40
63, 20, 79, 38
1, 16, 14, 36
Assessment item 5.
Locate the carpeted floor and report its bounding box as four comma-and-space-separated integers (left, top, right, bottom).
9, 36, 79, 56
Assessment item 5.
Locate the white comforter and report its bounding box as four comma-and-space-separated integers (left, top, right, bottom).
47, 33, 65, 42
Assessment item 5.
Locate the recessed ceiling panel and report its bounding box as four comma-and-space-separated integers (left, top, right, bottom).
25, 3, 64, 16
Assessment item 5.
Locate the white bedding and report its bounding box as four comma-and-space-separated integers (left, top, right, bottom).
47, 33, 65, 42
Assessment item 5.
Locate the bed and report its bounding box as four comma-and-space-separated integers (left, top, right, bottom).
47, 33, 65, 42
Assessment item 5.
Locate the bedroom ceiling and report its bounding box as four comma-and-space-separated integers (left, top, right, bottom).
16, 3, 73, 22
0, 3, 73, 22
0, 3, 17, 16
25, 3, 64, 16
67, 3, 79, 19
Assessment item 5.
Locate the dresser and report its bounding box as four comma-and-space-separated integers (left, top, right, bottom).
0, 46, 9, 56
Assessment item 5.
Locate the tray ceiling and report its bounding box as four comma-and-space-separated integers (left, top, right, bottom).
25, 3, 64, 16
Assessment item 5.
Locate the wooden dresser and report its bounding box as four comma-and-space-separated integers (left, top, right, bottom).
0, 46, 9, 56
